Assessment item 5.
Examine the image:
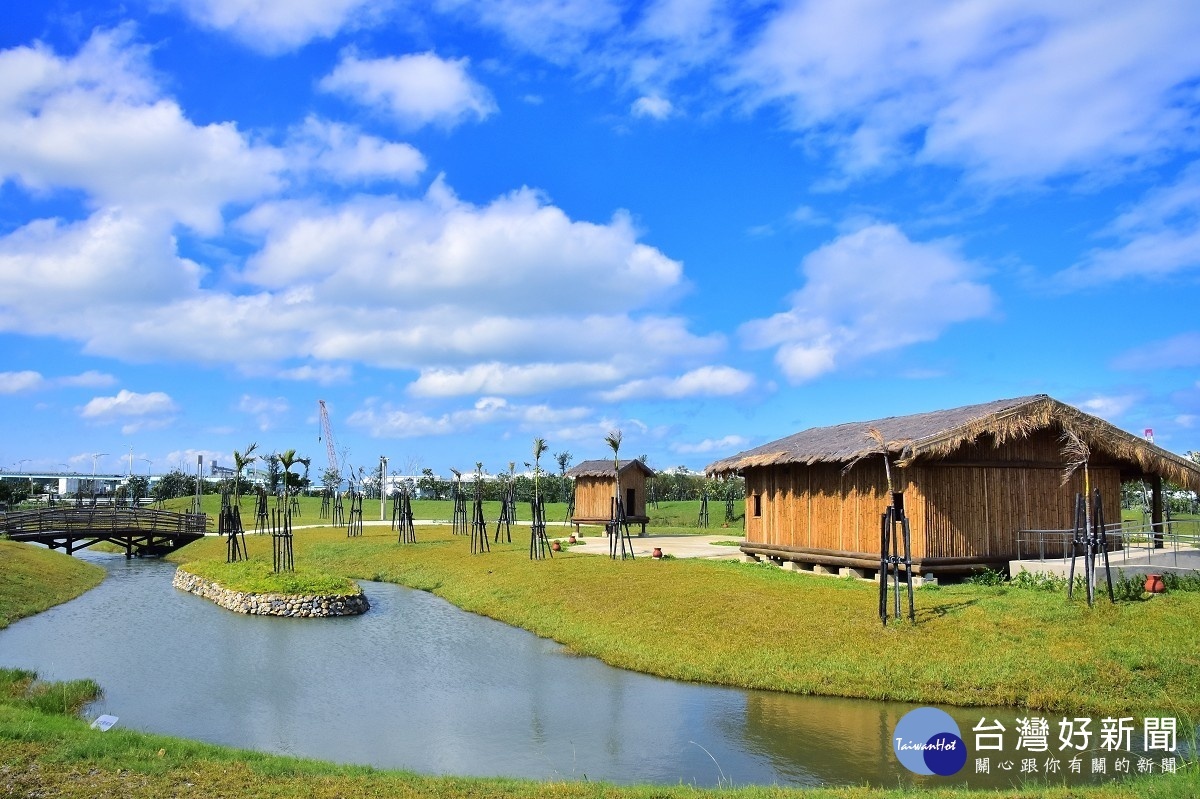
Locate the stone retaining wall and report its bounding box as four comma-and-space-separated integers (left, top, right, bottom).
172, 569, 369, 617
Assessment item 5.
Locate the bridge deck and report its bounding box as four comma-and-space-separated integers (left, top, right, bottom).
1, 507, 208, 558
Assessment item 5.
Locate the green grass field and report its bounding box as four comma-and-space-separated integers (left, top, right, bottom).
0, 540, 104, 629
157, 495, 745, 533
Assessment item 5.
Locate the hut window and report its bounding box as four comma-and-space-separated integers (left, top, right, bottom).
753, 494, 762, 517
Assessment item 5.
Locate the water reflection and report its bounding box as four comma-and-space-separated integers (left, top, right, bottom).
0, 552, 1185, 788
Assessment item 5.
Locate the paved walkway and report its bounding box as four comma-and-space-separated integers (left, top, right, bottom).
1010, 544, 1200, 580
561, 531, 745, 560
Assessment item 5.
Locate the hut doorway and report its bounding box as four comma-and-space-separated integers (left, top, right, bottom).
626, 488, 636, 513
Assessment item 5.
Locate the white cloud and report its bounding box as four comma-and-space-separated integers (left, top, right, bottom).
0, 371, 44, 393
435, 0, 622, 62
80, 389, 178, 433
0, 28, 283, 234
1113, 331, 1200, 370
237, 394, 290, 431
275, 364, 353, 386
733, 2, 1200, 184
624, 0, 735, 94
347, 396, 590, 438
1077, 394, 1137, 421
0, 171, 713, 388
57, 370, 118, 388
670, 434, 749, 455
288, 117, 426, 184
600, 366, 754, 401
0, 209, 203, 338
170, 0, 391, 53
240, 179, 683, 312
0, 369, 123, 394
410, 362, 623, 396
320, 51, 496, 130
1058, 163, 1200, 286
164, 449, 228, 473
740, 223, 994, 382
632, 95, 674, 119
0, 370, 119, 393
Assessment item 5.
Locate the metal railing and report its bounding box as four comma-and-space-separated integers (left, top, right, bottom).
1017, 519, 1200, 567
1, 506, 209, 537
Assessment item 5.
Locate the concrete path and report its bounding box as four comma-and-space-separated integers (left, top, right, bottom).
1010, 544, 1200, 580
560, 531, 745, 560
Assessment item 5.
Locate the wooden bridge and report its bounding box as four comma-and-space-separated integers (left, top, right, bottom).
0, 507, 208, 558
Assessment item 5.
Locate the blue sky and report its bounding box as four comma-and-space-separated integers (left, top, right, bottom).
2, 0, 1199, 482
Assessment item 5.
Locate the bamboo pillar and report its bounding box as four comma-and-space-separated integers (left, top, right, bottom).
1151, 475, 1164, 548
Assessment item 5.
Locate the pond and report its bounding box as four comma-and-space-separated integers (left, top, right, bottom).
0, 552, 1182, 788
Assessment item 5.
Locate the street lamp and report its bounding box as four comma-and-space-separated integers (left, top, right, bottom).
380, 455, 388, 521
13, 460, 30, 505
90, 453, 109, 503
139, 458, 152, 505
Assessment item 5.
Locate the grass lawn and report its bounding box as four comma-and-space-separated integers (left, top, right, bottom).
178, 557, 361, 596
0, 540, 104, 629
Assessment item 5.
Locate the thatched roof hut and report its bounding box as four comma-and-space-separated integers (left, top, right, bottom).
707, 395, 1200, 576
567, 459, 656, 534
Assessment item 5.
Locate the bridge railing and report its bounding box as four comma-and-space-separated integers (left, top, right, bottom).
1, 506, 210, 537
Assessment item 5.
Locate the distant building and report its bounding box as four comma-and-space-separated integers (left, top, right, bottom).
566, 459, 656, 534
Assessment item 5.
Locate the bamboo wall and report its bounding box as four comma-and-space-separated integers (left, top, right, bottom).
743, 429, 1124, 566
572, 469, 649, 522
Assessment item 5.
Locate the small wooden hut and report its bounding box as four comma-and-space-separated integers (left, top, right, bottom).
567, 459, 656, 534
706, 395, 1200, 577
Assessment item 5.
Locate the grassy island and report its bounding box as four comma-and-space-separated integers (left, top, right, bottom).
177, 557, 361, 597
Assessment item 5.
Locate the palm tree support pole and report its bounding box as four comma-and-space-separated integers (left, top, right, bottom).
878, 492, 914, 625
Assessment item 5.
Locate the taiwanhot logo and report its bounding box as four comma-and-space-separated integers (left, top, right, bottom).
893, 707, 967, 776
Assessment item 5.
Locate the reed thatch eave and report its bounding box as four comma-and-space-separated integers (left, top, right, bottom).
706, 394, 1200, 492
565, 459, 656, 479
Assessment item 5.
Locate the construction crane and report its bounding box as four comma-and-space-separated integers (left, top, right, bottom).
317, 400, 343, 491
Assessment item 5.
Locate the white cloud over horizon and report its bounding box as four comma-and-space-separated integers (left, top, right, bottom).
80, 389, 178, 434
170, 0, 392, 53
320, 51, 496, 130
0, 370, 117, 393
0, 27, 284, 234
4, 2, 1200, 476
739, 223, 994, 382
669, 434, 749, 455
1058, 162, 1200, 287
347, 396, 594, 439
599, 366, 754, 401
732, 2, 1200, 185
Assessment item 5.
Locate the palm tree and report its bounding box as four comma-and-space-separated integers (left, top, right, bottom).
532, 438, 548, 508
605, 429, 623, 518
555, 450, 572, 503
232, 442, 258, 509
278, 449, 298, 500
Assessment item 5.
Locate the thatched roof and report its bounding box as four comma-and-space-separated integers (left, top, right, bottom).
566, 459, 656, 479
706, 394, 1200, 491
